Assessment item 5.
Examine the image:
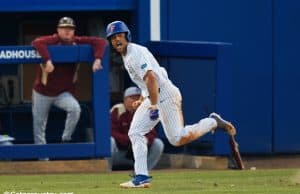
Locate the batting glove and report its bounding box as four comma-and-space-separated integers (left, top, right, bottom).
149, 109, 159, 121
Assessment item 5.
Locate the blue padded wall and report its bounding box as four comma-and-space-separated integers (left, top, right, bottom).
273, 0, 300, 153
162, 0, 273, 153
168, 58, 216, 154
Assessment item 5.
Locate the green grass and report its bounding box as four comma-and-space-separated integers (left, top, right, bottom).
0, 169, 299, 194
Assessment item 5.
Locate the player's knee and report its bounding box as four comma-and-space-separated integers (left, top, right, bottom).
128, 131, 138, 140
68, 105, 81, 119
73, 104, 81, 113
152, 138, 164, 153
128, 131, 145, 143
168, 138, 181, 147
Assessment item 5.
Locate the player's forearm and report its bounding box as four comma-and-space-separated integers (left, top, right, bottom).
32, 40, 50, 61
32, 35, 58, 62
145, 71, 159, 105
93, 38, 106, 59
76, 36, 107, 58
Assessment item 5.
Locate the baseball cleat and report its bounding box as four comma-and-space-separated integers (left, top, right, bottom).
209, 112, 236, 136
120, 174, 151, 188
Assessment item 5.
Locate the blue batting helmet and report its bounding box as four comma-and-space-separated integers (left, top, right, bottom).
106, 21, 131, 41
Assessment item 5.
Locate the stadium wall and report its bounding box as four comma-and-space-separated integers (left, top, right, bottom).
161, 0, 300, 154
0, 0, 300, 155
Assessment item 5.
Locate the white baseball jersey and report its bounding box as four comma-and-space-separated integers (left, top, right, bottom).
121, 43, 217, 176
122, 43, 169, 98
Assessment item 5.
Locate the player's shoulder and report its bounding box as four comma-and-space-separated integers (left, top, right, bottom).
129, 43, 146, 49
32, 34, 58, 43
127, 43, 148, 54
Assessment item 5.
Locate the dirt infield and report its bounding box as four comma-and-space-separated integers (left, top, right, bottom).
0, 159, 109, 174
243, 154, 300, 169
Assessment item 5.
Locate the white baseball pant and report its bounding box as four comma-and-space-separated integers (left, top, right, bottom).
128, 82, 217, 176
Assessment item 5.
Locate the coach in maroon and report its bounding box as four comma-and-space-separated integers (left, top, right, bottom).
31, 17, 106, 152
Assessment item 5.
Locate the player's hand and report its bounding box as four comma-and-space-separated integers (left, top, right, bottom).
148, 105, 159, 121
132, 100, 142, 110
44, 60, 54, 73
92, 58, 103, 72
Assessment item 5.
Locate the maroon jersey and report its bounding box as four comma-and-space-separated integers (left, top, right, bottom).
32, 34, 106, 96
110, 103, 157, 150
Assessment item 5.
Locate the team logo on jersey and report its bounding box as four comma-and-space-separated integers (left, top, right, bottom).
141, 63, 147, 69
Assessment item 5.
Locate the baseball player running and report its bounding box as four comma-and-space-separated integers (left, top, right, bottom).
106, 21, 236, 188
